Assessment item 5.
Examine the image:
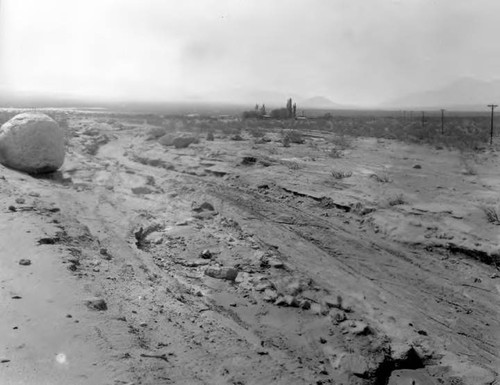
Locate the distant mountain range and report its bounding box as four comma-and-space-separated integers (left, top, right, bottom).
384, 77, 500, 110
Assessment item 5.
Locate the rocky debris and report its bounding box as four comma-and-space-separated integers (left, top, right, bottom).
84, 297, 108, 311
200, 249, 212, 259
275, 295, 300, 307
192, 211, 218, 220
15, 197, 25, 204
262, 288, 279, 302
259, 252, 285, 269
204, 266, 238, 281
329, 308, 347, 324
173, 136, 197, 149
18, 259, 31, 266
340, 320, 373, 336
0, 113, 65, 174
192, 201, 215, 212
340, 354, 371, 378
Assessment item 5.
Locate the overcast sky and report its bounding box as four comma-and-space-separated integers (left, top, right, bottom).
1, 0, 500, 106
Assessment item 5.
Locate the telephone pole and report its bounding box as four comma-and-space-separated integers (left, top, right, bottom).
487, 104, 498, 146
440, 109, 445, 134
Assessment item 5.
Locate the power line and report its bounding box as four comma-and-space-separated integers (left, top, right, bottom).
487, 104, 498, 146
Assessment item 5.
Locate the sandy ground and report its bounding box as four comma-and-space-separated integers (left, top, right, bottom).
0, 113, 499, 385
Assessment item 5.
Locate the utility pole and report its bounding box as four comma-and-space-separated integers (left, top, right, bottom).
487, 104, 498, 145
441, 109, 445, 134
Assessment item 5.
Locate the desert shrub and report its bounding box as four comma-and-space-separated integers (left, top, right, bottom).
328, 148, 342, 158
281, 160, 300, 170
388, 194, 407, 206
331, 135, 352, 150
370, 173, 392, 183
331, 169, 352, 179
483, 206, 500, 225
248, 126, 266, 138
284, 130, 305, 144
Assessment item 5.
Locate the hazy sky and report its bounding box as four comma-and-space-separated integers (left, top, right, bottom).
1, 0, 500, 106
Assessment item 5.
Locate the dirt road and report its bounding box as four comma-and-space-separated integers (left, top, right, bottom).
0, 114, 498, 385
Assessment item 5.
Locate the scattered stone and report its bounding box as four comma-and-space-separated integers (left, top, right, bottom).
341, 320, 372, 336
200, 249, 212, 259
28, 192, 40, 197
140, 322, 147, 327
318, 364, 328, 375
1, 359, 10, 364
84, 297, 108, 311
192, 211, 218, 220
256, 349, 269, 355
204, 266, 238, 281
255, 281, 273, 292
269, 259, 284, 269
173, 136, 197, 149
322, 295, 342, 309
182, 259, 211, 267
300, 300, 311, 310
175, 220, 190, 226
274, 296, 287, 306
15, 197, 25, 204
18, 259, 31, 266
263, 288, 278, 302
66, 314, 72, 318
11, 295, 22, 299
417, 329, 428, 336
413, 164, 422, 169
329, 309, 347, 324
341, 354, 370, 377
319, 337, 327, 344
192, 202, 215, 212
8, 205, 16, 212
0, 113, 65, 174
284, 295, 300, 307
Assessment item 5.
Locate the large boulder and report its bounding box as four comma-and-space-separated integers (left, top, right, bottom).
0, 113, 65, 174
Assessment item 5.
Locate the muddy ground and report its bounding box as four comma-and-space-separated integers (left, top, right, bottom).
0, 111, 499, 385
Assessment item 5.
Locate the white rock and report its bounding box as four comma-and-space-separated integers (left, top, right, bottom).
0, 113, 65, 173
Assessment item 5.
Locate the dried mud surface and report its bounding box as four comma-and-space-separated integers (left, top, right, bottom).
0, 113, 499, 385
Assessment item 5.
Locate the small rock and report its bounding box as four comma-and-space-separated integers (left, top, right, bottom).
300, 300, 311, 310
18, 259, 31, 266
175, 220, 190, 226
284, 295, 300, 307
66, 314, 72, 318
319, 337, 327, 344
413, 164, 422, 169
84, 297, 108, 311
192, 211, 218, 220
263, 288, 278, 302
200, 249, 212, 259
341, 320, 372, 335
8, 205, 16, 212
269, 259, 284, 269
322, 295, 342, 309
1, 359, 10, 364
204, 266, 238, 281
15, 197, 25, 204
140, 322, 147, 327
192, 202, 215, 212
329, 309, 347, 324
274, 296, 287, 306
